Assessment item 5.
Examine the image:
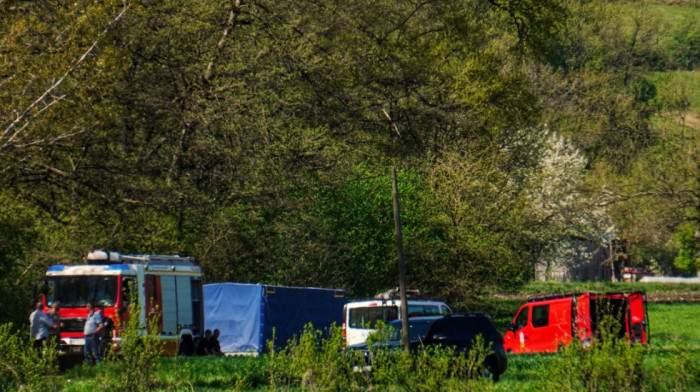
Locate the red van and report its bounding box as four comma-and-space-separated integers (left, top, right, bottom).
503, 292, 648, 353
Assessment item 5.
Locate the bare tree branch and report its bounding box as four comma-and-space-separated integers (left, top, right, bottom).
204, 0, 242, 82
1, 2, 131, 149
599, 186, 699, 207
13, 128, 86, 149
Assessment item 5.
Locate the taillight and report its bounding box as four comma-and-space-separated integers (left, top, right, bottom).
342, 323, 347, 347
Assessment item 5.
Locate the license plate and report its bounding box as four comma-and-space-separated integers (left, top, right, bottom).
70, 346, 83, 353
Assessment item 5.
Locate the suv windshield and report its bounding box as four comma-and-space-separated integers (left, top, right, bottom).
46, 276, 118, 308
387, 319, 436, 342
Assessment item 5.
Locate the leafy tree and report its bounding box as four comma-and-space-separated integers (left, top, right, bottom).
0, 192, 41, 326
653, 73, 692, 119
527, 130, 613, 277
4, 0, 693, 308
674, 221, 700, 275
425, 141, 539, 298
669, 11, 700, 70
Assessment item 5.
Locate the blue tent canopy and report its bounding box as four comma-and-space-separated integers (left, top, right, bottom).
204, 283, 346, 354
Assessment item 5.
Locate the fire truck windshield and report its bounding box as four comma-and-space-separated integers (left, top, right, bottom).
46, 276, 118, 308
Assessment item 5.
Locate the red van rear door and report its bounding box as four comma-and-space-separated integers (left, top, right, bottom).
627, 292, 647, 344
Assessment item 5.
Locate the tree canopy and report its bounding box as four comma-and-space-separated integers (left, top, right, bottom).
1, 0, 698, 326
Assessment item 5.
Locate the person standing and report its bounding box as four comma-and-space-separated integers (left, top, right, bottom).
83, 303, 104, 365
98, 306, 114, 357
46, 301, 63, 347
29, 302, 56, 351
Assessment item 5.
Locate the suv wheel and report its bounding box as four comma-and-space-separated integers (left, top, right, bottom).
483, 359, 499, 382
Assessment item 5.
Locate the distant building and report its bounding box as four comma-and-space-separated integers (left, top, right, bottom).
535, 238, 628, 282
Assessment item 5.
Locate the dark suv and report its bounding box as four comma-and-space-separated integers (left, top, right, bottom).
349, 313, 507, 381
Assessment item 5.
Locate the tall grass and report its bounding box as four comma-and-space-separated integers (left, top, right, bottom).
45, 301, 700, 391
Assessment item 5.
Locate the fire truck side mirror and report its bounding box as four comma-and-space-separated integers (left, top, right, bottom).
41, 278, 49, 295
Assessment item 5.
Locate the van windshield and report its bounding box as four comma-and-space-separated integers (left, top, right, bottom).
407, 304, 450, 317
46, 276, 118, 308
349, 306, 399, 329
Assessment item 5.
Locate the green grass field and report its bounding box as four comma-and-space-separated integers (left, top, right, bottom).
491, 301, 700, 391
474, 281, 700, 332
57, 298, 700, 392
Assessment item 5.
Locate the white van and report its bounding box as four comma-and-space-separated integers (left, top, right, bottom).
343, 298, 452, 346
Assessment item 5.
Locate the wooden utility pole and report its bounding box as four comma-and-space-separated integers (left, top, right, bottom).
392, 168, 410, 351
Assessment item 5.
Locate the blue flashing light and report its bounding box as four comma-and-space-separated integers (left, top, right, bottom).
47, 265, 65, 272
106, 264, 131, 271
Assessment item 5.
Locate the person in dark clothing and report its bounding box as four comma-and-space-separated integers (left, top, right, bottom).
99, 310, 114, 357
46, 301, 63, 347
179, 329, 195, 356
197, 329, 212, 355
210, 329, 223, 356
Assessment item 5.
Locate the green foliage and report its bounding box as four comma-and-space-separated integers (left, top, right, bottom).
673, 221, 700, 274
669, 11, 700, 70
653, 72, 692, 115
369, 335, 495, 391
0, 192, 40, 326
0, 323, 62, 392
53, 301, 700, 391
100, 301, 164, 392
643, 347, 700, 392
0, 0, 699, 320
267, 322, 496, 391
544, 304, 699, 392
267, 324, 356, 391
311, 165, 434, 296
541, 323, 646, 391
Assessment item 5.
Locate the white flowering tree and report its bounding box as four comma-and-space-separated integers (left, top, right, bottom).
525, 129, 614, 280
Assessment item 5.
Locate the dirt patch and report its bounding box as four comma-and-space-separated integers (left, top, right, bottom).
678, 112, 700, 129
492, 292, 700, 303
646, 292, 700, 302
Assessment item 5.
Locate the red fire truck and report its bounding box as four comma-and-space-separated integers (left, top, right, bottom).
42, 250, 204, 355
504, 292, 648, 353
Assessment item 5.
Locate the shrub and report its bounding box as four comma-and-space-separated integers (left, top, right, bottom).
369, 335, 493, 392
541, 315, 646, 392
267, 324, 358, 391
100, 302, 164, 392
267, 321, 497, 391
0, 323, 62, 392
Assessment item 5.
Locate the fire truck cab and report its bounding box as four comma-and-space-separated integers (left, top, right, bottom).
42, 250, 204, 355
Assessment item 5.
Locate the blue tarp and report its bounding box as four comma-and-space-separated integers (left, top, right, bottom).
204, 283, 346, 354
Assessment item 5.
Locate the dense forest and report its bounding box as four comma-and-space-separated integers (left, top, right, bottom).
1, 0, 698, 327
